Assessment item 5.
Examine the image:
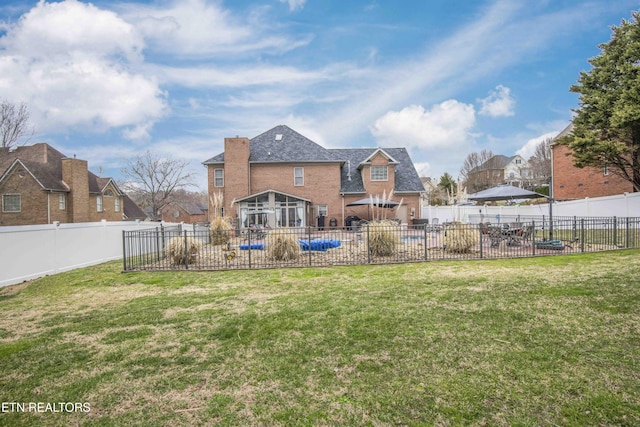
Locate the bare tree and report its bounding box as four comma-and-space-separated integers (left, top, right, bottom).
0, 99, 34, 150
120, 151, 195, 220
459, 149, 494, 193
528, 138, 552, 186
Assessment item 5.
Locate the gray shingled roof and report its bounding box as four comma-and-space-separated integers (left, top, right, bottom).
203, 126, 424, 194
331, 147, 424, 194
203, 125, 340, 164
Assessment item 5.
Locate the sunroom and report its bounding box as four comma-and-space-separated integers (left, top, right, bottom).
235, 190, 311, 229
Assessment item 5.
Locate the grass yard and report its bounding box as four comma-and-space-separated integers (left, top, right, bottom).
1, 251, 639, 426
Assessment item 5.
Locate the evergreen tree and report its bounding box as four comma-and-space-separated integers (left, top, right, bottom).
562, 11, 640, 192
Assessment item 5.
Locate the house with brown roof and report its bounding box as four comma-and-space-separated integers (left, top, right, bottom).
203, 125, 424, 229
160, 200, 208, 224
551, 123, 634, 199
0, 143, 126, 226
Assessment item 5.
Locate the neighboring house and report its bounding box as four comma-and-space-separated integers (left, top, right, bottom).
552, 123, 634, 200
203, 125, 424, 228
122, 194, 149, 221
467, 154, 531, 191
160, 200, 208, 224
0, 143, 125, 226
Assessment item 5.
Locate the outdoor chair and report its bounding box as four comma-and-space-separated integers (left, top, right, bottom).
507, 224, 534, 246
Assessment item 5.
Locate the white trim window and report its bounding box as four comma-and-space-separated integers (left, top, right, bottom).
115, 197, 121, 212
97, 195, 103, 212
59, 193, 66, 210
2, 194, 21, 212
214, 168, 224, 187
370, 165, 388, 181
294, 167, 304, 186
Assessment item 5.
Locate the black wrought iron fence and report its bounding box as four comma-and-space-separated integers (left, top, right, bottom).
122, 217, 640, 272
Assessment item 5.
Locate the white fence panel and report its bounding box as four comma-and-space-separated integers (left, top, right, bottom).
0, 221, 181, 288
421, 192, 640, 223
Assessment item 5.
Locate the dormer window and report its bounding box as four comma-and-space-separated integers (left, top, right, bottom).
370, 166, 388, 181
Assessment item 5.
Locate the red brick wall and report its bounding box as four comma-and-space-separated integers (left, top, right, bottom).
552, 144, 633, 199
250, 162, 344, 225
62, 158, 90, 222
0, 167, 50, 225
207, 146, 421, 226
218, 137, 250, 221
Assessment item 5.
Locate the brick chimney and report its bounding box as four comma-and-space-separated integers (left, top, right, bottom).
221, 137, 250, 216
62, 157, 90, 222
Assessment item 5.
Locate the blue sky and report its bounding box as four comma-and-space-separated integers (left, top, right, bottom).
1, 0, 638, 191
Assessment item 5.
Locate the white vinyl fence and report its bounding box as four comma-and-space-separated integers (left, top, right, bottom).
421, 192, 640, 224
0, 220, 180, 288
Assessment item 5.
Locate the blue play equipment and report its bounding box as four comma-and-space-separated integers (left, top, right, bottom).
298, 239, 341, 252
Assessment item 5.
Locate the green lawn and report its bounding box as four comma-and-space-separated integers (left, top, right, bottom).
1, 251, 639, 426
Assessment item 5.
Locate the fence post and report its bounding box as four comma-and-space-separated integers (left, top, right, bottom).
532, 220, 536, 256
425, 224, 429, 261
183, 230, 189, 270
613, 216, 618, 247
367, 224, 371, 264
122, 230, 127, 271
626, 217, 630, 248
581, 219, 585, 253
247, 227, 252, 269
478, 224, 483, 259
308, 226, 312, 266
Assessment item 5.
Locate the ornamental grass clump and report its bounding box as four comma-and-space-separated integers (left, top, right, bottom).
209, 192, 233, 245
209, 216, 233, 245
266, 229, 301, 261
364, 219, 401, 256
165, 236, 203, 265
443, 222, 478, 253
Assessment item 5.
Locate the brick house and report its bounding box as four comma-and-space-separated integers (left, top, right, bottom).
160, 200, 208, 224
467, 154, 532, 192
203, 125, 424, 229
0, 143, 125, 226
552, 123, 634, 200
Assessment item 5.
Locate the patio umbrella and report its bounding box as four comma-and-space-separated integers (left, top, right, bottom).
346, 196, 400, 221
467, 185, 554, 239
467, 185, 547, 202
346, 197, 399, 208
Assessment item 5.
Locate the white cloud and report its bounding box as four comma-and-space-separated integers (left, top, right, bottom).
280, 0, 307, 12
0, 0, 144, 61
516, 131, 558, 159
371, 100, 476, 150
0, 0, 167, 139
479, 85, 515, 117
121, 0, 309, 56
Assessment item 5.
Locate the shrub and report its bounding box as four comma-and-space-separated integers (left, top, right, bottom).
209, 216, 233, 245
443, 222, 478, 253
364, 219, 400, 256
266, 229, 301, 261
165, 236, 203, 265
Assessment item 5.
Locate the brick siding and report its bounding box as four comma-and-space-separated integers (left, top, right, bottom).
552, 144, 633, 199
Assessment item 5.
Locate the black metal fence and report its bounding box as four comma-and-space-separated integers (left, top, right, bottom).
122, 217, 640, 272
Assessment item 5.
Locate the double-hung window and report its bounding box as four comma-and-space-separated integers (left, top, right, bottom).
294, 167, 304, 186
115, 197, 121, 212
214, 169, 224, 187
370, 166, 388, 181
2, 194, 20, 212
59, 194, 66, 210
97, 196, 103, 212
